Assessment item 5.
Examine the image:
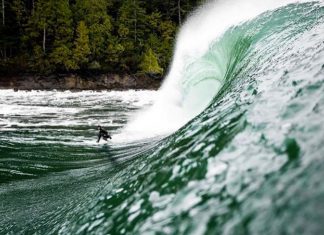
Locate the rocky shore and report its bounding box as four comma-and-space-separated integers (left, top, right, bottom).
0, 74, 161, 91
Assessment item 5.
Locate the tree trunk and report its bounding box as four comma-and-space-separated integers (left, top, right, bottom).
43, 25, 46, 53
134, 0, 137, 43
2, 0, 4, 26
4, 45, 6, 60
1, 0, 4, 61
178, 0, 181, 25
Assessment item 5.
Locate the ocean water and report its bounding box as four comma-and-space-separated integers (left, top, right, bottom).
1, 1, 324, 234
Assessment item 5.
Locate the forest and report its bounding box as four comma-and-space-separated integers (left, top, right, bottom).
0, 0, 203, 76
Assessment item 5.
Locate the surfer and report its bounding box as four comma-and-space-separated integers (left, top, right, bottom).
97, 126, 112, 143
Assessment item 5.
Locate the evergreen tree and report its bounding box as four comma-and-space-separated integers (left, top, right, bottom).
49, 0, 74, 71
74, 0, 112, 68
25, 0, 74, 72
105, 35, 125, 70
117, 0, 147, 71
140, 48, 163, 75
157, 19, 177, 69
27, 0, 52, 53
31, 44, 53, 73
25, 0, 54, 72
2, 0, 5, 26
11, 0, 26, 26
73, 21, 91, 69
0, 0, 203, 75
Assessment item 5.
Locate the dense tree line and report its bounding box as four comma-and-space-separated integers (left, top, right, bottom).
0, 0, 203, 76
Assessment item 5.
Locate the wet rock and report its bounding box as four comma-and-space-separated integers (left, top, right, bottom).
0, 73, 161, 91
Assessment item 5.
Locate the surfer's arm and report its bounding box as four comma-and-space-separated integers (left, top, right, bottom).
97, 133, 101, 143
103, 129, 111, 139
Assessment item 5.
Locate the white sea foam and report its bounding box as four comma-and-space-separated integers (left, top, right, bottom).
0, 90, 156, 144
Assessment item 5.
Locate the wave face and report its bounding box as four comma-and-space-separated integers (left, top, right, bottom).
1, 1, 324, 234
122, 0, 319, 139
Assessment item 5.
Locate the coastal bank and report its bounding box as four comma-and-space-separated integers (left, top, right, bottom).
0, 74, 161, 91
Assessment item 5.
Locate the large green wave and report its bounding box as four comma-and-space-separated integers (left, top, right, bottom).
1, 2, 324, 234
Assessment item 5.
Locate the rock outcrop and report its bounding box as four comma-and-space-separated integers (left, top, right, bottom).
0, 74, 161, 91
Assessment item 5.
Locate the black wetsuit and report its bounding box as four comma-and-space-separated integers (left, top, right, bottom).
97, 128, 112, 142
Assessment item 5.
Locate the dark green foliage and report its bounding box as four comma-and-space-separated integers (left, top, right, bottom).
0, 0, 202, 75
73, 21, 90, 69
140, 48, 163, 75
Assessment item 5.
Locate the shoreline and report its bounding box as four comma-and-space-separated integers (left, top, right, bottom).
0, 74, 162, 91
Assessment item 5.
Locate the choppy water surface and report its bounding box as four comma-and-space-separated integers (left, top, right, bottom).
0, 90, 157, 182
1, 1, 324, 235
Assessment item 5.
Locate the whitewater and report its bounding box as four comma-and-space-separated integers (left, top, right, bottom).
121, 0, 319, 140
1, 0, 324, 234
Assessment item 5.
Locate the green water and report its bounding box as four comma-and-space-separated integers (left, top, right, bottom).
1, 2, 324, 234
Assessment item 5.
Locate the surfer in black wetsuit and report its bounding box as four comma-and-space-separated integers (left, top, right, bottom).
97, 126, 112, 143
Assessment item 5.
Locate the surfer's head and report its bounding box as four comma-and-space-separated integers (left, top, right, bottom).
97, 125, 101, 130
